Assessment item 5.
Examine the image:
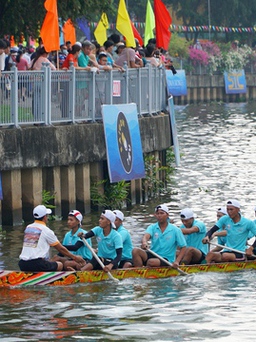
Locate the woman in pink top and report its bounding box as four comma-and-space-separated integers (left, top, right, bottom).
29, 46, 55, 121
16, 49, 29, 101
29, 46, 56, 71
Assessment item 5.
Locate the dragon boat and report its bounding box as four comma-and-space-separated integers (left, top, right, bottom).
1, 260, 256, 287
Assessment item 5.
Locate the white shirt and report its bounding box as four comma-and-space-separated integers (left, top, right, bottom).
19, 220, 59, 260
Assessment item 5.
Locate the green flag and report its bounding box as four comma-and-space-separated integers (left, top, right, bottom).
144, 0, 155, 46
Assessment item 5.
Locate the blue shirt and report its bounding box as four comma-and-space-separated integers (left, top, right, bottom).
91, 226, 123, 260
116, 225, 133, 260
180, 219, 208, 254
216, 215, 256, 252
78, 51, 90, 67
62, 227, 92, 260
216, 218, 227, 246
146, 222, 187, 262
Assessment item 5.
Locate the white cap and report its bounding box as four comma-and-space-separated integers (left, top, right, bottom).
226, 199, 241, 208
33, 205, 52, 219
113, 210, 124, 221
180, 208, 194, 219
217, 207, 227, 215
155, 204, 169, 214
102, 210, 116, 228
68, 210, 83, 224
74, 41, 82, 47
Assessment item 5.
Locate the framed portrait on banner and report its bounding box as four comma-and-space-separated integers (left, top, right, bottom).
102, 103, 145, 183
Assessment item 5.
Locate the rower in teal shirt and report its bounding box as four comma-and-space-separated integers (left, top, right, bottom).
80, 210, 123, 272
113, 210, 133, 268
204, 199, 256, 263
179, 208, 207, 264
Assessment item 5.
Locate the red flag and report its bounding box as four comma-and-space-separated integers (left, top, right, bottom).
40, 0, 59, 52
130, 20, 143, 47
154, 0, 172, 50
63, 19, 76, 45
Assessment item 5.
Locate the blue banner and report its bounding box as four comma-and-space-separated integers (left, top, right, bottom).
168, 97, 180, 167
102, 103, 145, 183
224, 70, 247, 94
166, 70, 187, 96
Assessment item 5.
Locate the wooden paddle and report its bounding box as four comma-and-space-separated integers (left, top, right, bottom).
82, 237, 119, 283
209, 242, 256, 258
147, 248, 188, 276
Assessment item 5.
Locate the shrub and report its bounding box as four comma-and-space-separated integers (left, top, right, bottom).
169, 33, 191, 59
189, 47, 210, 66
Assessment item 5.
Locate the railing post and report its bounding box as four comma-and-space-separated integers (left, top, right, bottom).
88, 70, 96, 121
137, 67, 142, 116
148, 63, 152, 115
46, 65, 51, 125
124, 62, 129, 103
70, 65, 76, 123
10, 66, 19, 127
41, 63, 48, 124
106, 69, 113, 105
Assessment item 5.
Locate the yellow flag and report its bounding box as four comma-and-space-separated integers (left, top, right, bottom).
144, 0, 155, 46
116, 0, 135, 48
94, 13, 109, 45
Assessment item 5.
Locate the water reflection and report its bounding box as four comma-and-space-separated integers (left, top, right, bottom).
1, 102, 256, 341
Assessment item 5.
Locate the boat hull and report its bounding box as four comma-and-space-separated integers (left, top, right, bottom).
1, 260, 256, 287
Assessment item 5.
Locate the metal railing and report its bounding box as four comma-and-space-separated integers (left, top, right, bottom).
0, 64, 167, 127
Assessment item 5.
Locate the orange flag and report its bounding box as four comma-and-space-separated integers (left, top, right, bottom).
154, 0, 172, 50
130, 21, 143, 47
10, 36, 15, 47
40, 0, 59, 52
63, 19, 76, 45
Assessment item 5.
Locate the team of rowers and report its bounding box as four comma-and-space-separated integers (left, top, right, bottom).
18, 198, 256, 273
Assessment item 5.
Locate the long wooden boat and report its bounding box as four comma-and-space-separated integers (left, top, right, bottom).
1, 260, 256, 287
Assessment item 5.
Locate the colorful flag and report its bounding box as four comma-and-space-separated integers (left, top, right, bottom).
144, 0, 155, 46
130, 21, 143, 47
40, 0, 59, 52
154, 0, 172, 50
116, 0, 135, 48
94, 13, 109, 45
76, 17, 91, 41
63, 19, 76, 45
10, 36, 15, 47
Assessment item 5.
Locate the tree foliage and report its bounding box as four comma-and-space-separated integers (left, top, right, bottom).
0, 0, 111, 40
168, 0, 256, 42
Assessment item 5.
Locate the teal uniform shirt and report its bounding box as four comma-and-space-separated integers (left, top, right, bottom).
91, 226, 123, 260
78, 51, 90, 67
216, 215, 256, 252
62, 227, 92, 260
146, 222, 187, 263
180, 219, 208, 255
218, 235, 227, 246
216, 217, 227, 246
116, 225, 133, 260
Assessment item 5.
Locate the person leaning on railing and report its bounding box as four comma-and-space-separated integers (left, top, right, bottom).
115, 41, 143, 68
29, 46, 56, 71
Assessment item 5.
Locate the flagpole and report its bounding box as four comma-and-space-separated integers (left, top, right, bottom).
208, 0, 211, 41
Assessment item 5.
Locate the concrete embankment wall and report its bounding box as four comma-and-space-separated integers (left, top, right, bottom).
175, 74, 256, 104
0, 114, 172, 225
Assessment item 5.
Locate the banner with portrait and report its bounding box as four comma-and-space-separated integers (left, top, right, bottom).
102, 103, 145, 183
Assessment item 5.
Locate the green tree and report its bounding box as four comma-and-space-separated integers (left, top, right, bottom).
0, 0, 111, 41
168, 0, 256, 43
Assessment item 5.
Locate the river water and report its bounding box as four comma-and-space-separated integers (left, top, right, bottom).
1, 102, 256, 341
